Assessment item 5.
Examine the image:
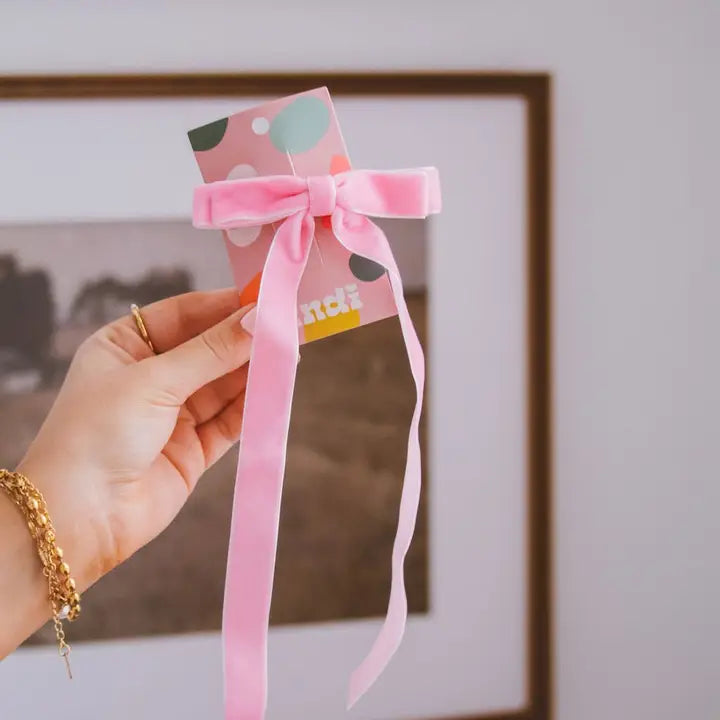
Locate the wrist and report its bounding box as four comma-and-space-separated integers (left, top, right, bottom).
0, 484, 50, 657
15, 455, 112, 593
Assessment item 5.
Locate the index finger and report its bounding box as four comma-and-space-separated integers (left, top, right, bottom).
117, 287, 241, 353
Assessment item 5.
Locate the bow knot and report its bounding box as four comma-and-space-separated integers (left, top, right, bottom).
306, 175, 337, 216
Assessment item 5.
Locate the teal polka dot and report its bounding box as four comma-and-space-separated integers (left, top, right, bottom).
269, 96, 330, 154
188, 117, 228, 152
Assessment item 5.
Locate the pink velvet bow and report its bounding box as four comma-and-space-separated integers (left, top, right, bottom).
193, 168, 441, 720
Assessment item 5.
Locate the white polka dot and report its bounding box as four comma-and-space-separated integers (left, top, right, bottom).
227, 163, 258, 181
226, 164, 261, 247
252, 117, 270, 135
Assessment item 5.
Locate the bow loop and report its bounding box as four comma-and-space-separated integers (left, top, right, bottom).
193, 175, 308, 230
336, 167, 441, 219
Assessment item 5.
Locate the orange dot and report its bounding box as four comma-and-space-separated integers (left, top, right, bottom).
239, 271, 262, 306
329, 154, 351, 175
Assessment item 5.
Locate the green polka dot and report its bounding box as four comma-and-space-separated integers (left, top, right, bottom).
349, 254, 386, 282
269, 96, 330, 154
188, 117, 228, 151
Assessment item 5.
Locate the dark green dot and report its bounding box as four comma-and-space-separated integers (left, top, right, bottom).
349, 254, 386, 282
188, 117, 229, 152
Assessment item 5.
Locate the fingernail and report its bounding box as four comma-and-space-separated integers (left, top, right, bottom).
240, 307, 257, 335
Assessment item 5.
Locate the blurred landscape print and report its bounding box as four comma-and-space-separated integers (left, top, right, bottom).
0, 220, 428, 643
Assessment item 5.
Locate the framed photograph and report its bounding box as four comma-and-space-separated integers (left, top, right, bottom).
0, 72, 551, 720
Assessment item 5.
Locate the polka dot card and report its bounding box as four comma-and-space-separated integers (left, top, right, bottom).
188, 87, 398, 344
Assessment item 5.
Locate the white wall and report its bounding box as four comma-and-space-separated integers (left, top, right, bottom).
1, 2, 718, 719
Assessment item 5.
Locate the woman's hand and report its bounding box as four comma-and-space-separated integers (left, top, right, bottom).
17, 288, 253, 593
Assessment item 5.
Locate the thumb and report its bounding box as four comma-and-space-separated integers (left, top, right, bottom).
140, 304, 254, 402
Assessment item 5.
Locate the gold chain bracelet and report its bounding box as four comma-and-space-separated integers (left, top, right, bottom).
0, 469, 81, 678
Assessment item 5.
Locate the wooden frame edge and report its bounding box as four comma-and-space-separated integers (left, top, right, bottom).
0, 71, 549, 99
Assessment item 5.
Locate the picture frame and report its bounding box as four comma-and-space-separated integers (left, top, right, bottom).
0, 72, 552, 720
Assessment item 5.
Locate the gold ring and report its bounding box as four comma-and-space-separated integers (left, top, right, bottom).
130, 304, 156, 354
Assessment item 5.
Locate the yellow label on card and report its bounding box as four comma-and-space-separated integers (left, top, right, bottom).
302, 309, 361, 342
